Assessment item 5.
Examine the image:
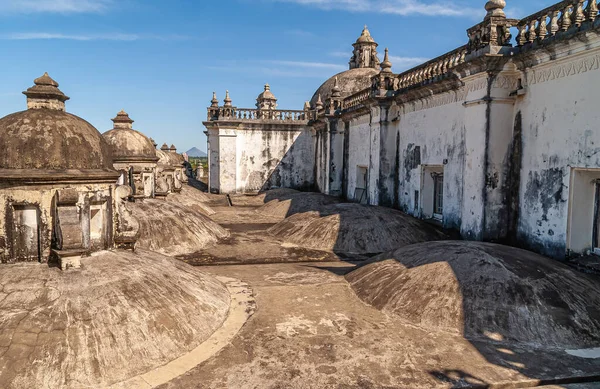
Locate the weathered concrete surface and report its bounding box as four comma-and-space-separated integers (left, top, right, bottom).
109, 276, 255, 389
347, 241, 600, 348
0, 250, 230, 389
166, 185, 216, 216
257, 191, 342, 219
157, 262, 600, 389
268, 203, 447, 255
126, 199, 229, 256
178, 199, 343, 265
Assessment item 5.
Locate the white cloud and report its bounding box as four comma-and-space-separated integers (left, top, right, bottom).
271, 0, 481, 17
0, 0, 113, 14
389, 55, 429, 71
206, 59, 347, 78
2, 32, 189, 41
264, 60, 346, 71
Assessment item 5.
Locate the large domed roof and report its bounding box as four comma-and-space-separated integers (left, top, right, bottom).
0, 74, 116, 179
103, 110, 159, 163
310, 67, 379, 107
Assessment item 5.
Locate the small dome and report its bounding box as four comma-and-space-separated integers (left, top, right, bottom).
103, 111, 158, 163
156, 149, 184, 168
310, 68, 379, 107
0, 110, 115, 171
103, 131, 158, 163
0, 74, 115, 175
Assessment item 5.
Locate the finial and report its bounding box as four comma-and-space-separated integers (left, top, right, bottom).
224, 90, 232, 107
315, 94, 324, 110
331, 77, 342, 98
381, 48, 392, 73
23, 72, 70, 111
170, 144, 177, 152
303, 101, 311, 111
34, 72, 59, 87
264, 83, 270, 91
161, 143, 169, 151
211, 91, 219, 107
485, 0, 506, 19
112, 109, 134, 129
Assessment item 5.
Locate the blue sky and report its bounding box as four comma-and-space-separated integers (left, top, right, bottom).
0, 0, 548, 152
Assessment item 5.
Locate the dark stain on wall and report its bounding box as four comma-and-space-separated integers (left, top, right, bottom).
393, 131, 400, 209
506, 111, 523, 244
342, 121, 350, 199
378, 121, 395, 207
524, 167, 566, 223
519, 167, 567, 259
404, 144, 421, 184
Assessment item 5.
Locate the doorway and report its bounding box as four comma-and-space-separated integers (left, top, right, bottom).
567, 168, 600, 255
421, 165, 444, 221
354, 166, 368, 204
11, 205, 40, 262
89, 203, 106, 250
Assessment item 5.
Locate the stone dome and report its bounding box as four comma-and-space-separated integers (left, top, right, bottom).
310, 67, 379, 107
0, 74, 116, 177
156, 149, 184, 168
103, 110, 159, 163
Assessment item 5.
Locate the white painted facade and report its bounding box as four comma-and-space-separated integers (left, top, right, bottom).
206, 124, 314, 194
205, 0, 600, 259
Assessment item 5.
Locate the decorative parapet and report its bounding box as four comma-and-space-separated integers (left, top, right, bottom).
515, 0, 599, 47
396, 46, 468, 90
342, 89, 372, 112
206, 107, 316, 123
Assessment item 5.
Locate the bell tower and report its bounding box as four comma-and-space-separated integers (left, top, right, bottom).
349, 26, 380, 70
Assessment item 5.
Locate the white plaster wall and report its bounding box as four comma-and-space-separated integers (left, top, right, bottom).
516, 51, 600, 257
346, 116, 372, 201
218, 130, 238, 194
395, 91, 467, 231
234, 127, 314, 193
207, 130, 220, 193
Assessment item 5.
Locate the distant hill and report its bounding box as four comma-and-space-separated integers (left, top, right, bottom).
186, 147, 207, 158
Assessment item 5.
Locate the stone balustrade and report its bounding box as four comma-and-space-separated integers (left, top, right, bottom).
207, 107, 314, 122
396, 46, 468, 90
515, 0, 599, 46
342, 89, 372, 112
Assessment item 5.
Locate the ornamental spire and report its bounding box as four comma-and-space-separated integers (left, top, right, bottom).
211, 91, 219, 107
380, 48, 393, 73
331, 77, 342, 98
223, 90, 232, 107
315, 94, 324, 111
